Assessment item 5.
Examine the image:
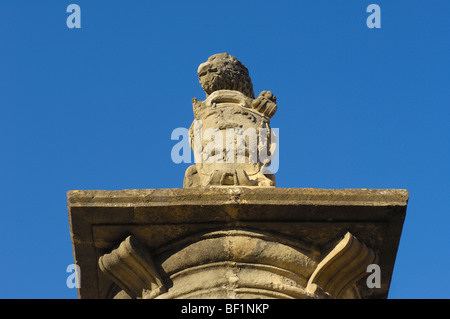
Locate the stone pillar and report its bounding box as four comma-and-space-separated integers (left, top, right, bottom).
67, 53, 407, 299
68, 188, 407, 299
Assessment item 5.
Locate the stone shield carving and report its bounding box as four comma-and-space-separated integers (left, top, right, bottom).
184, 53, 278, 188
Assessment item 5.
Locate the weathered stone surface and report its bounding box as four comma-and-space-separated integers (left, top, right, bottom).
184, 53, 278, 187
306, 232, 377, 298
68, 187, 408, 299
98, 235, 166, 299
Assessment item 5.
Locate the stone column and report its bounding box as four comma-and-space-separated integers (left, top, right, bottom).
67, 53, 407, 299
68, 188, 407, 299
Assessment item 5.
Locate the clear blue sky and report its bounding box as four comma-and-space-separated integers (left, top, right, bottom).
0, 1, 448, 299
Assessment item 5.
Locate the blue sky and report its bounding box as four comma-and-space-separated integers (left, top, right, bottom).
0, 1, 448, 299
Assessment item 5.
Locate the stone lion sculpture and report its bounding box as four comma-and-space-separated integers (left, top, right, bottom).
184, 53, 278, 187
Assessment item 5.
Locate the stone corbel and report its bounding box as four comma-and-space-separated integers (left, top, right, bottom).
98, 235, 165, 299
306, 232, 377, 299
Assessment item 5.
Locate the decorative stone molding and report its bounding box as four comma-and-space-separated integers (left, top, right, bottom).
68, 187, 407, 299
97, 229, 377, 299
306, 232, 377, 299
150, 229, 320, 299
98, 235, 165, 299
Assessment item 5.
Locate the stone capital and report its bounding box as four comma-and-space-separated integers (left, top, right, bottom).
68, 187, 407, 299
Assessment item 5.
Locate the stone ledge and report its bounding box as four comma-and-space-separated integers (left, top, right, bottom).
68, 188, 408, 206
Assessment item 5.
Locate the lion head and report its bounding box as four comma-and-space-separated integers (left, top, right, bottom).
197, 53, 255, 99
